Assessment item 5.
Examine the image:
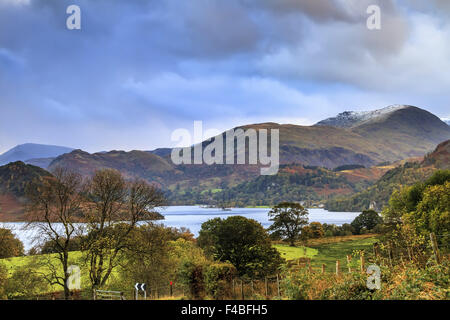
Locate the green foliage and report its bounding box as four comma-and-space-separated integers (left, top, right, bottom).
5, 264, 49, 299
302, 222, 325, 240
350, 210, 383, 235
0, 264, 7, 299
204, 262, 236, 300
322, 223, 355, 237
405, 181, 450, 245
40, 236, 85, 254
178, 261, 205, 300
321, 272, 375, 300
117, 223, 179, 295
0, 228, 24, 258
382, 169, 450, 246
197, 216, 283, 278
169, 165, 361, 207
268, 202, 309, 246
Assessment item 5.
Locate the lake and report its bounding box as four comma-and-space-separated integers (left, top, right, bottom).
0, 206, 360, 251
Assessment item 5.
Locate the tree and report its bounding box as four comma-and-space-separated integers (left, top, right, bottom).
25, 167, 84, 300
303, 222, 325, 239
118, 223, 178, 294
5, 263, 49, 299
197, 216, 283, 278
267, 202, 309, 246
405, 181, 450, 245
82, 169, 166, 289
382, 169, 450, 241
0, 228, 24, 258
350, 209, 383, 234
0, 264, 7, 299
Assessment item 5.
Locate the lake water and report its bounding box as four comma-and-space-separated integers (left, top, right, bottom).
0, 206, 360, 251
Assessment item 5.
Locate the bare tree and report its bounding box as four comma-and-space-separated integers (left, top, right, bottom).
82, 169, 166, 289
25, 167, 84, 300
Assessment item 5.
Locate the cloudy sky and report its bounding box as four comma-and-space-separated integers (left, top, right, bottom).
1, 0, 449, 153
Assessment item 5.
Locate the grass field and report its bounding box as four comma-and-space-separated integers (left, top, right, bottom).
273, 235, 379, 272
273, 244, 318, 260
1, 235, 380, 298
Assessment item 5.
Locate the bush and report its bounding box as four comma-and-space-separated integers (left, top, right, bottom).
178, 261, 205, 300
0, 264, 7, 299
5, 265, 49, 299
204, 262, 236, 299
198, 216, 283, 278
351, 210, 383, 234
0, 228, 24, 258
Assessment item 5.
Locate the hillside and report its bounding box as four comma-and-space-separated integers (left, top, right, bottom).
0, 161, 52, 221
0, 143, 74, 166
167, 163, 395, 207
421, 139, 450, 169
325, 140, 450, 212
40, 106, 450, 203
350, 106, 450, 159
49, 149, 178, 187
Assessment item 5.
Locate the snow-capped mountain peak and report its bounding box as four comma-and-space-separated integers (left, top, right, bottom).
315, 105, 409, 128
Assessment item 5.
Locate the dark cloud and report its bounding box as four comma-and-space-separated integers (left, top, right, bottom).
0, 0, 449, 153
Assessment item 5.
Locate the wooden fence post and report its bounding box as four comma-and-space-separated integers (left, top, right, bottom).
264, 277, 268, 297
407, 246, 413, 262
360, 252, 365, 272
321, 264, 325, 274
241, 280, 244, 300
232, 279, 235, 298
388, 242, 393, 266
276, 274, 280, 297
335, 260, 340, 276
430, 232, 441, 264
93, 289, 97, 300
373, 242, 380, 259
346, 255, 352, 273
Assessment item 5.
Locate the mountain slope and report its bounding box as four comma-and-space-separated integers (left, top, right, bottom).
0, 143, 74, 166
350, 106, 450, 159
325, 140, 450, 212
0, 161, 53, 221
315, 105, 408, 128
49, 149, 179, 187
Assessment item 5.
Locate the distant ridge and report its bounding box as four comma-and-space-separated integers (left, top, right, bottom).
0, 143, 74, 166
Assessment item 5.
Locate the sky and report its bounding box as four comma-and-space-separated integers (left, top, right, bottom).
0, 0, 449, 154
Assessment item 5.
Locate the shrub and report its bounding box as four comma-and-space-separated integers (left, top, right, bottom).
178, 261, 205, 300
204, 262, 236, 299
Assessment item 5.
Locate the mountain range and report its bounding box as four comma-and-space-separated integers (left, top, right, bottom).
325, 138, 450, 212
0, 143, 74, 167
0, 105, 449, 219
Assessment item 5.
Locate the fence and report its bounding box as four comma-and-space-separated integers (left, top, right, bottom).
93, 289, 125, 300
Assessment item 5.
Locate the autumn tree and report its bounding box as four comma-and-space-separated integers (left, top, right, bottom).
82, 169, 166, 289
351, 209, 383, 234
198, 216, 282, 278
267, 202, 309, 246
26, 167, 84, 300
118, 223, 178, 293
0, 228, 24, 258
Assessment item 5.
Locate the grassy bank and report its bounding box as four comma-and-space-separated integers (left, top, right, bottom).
273, 235, 379, 271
